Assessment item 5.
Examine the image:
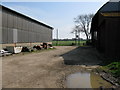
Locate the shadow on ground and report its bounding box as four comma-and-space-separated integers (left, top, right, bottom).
60, 46, 103, 65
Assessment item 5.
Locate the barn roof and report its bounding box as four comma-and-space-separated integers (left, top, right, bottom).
90, 1, 120, 32
99, 1, 120, 12
1, 5, 53, 30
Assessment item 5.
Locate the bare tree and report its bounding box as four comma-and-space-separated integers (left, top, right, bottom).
74, 14, 94, 40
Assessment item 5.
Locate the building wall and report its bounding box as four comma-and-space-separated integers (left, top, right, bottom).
1, 6, 53, 45
105, 17, 120, 58
0, 6, 2, 50
91, 16, 120, 58
91, 1, 120, 59
97, 20, 106, 53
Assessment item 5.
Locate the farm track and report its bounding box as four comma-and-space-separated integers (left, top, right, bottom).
2, 46, 102, 88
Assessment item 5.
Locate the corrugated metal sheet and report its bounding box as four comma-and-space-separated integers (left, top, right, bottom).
8, 28, 13, 43
0, 29, 2, 44
13, 14, 18, 29
0, 6, 2, 44
31, 32, 35, 42
13, 29, 18, 43
19, 16, 23, 30
22, 18, 26, 30
24, 30, 29, 42
17, 17, 21, 30
29, 31, 32, 42
26, 20, 29, 31
31, 22, 34, 32
17, 30, 21, 43
2, 11, 7, 28
8, 13, 14, 28
28, 21, 31, 32
2, 27, 8, 44
2, 6, 53, 44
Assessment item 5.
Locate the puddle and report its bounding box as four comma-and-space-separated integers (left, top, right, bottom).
66, 71, 112, 88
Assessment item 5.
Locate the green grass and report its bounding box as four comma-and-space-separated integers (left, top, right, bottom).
101, 62, 120, 78
52, 40, 86, 46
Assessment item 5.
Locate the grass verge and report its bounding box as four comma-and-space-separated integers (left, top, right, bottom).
101, 62, 120, 77
99, 62, 120, 84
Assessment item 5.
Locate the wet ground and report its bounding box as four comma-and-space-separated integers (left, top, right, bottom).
66, 71, 112, 88
2, 46, 113, 88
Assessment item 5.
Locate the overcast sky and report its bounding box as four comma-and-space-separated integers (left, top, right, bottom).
1, 1, 109, 39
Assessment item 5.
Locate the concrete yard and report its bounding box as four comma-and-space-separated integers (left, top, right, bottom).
2, 46, 102, 88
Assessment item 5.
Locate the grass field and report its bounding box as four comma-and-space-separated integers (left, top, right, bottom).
52, 40, 86, 46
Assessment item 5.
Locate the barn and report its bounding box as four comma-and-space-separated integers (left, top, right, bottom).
0, 5, 53, 49
91, 1, 120, 59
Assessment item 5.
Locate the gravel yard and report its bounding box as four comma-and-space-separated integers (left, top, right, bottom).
2, 46, 102, 88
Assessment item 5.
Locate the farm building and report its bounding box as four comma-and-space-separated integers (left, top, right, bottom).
91, 1, 120, 58
0, 5, 53, 49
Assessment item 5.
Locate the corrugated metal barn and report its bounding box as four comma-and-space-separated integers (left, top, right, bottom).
0, 5, 53, 47
91, 1, 120, 59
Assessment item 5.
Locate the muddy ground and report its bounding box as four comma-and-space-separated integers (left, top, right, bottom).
2, 46, 102, 88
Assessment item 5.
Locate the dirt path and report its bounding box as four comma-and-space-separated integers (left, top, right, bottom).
2, 46, 102, 88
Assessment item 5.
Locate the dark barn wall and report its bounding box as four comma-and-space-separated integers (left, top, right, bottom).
91, 1, 120, 59
91, 16, 120, 58
1, 6, 53, 44
105, 17, 120, 58
97, 20, 106, 53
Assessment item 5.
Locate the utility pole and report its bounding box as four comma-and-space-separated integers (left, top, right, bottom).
78, 30, 80, 46
75, 30, 78, 45
56, 29, 58, 46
